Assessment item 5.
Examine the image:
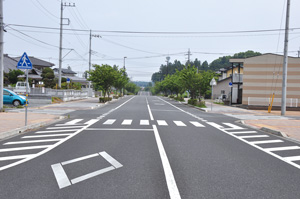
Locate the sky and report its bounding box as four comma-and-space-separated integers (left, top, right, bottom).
4, 0, 300, 82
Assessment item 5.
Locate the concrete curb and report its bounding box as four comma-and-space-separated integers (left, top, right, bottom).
0, 116, 67, 141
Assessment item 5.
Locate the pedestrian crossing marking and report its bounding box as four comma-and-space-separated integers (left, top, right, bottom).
264, 146, 300, 152
0, 145, 51, 152
222, 123, 245, 130
238, 135, 269, 139
22, 134, 73, 139
173, 121, 186, 127
65, 119, 83, 125
122, 119, 132, 125
140, 120, 149, 125
103, 119, 116, 125
231, 131, 257, 134
157, 120, 168, 126
190, 121, 205, 127
249, 140, 283, 145
0, 154, 35, 161
4, 139, 62, 145
284, 156, 300, 162
47, 126, 85, 130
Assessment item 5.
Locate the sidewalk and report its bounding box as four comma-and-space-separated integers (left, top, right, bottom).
0, 97, 106, 140
203, 101, 300, 142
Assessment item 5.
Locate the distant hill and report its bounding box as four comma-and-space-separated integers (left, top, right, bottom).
132, 81, 151, 87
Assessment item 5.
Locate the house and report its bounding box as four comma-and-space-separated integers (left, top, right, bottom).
229, 53, 300, 108
3, 54, 18, 73
53, 67, 90, 88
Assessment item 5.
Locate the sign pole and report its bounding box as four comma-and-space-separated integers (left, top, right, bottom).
25, 69, 28, 126
211, 84, 213, 111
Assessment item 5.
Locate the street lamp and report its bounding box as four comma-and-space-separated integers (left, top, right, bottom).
166, 56, 170, 75
123, 56, 127, 70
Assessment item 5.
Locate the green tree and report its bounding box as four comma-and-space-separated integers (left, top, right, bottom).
113, 67, 129, 96
41, 68, 56, 88
178, 66, 201, 99
7, 69, 24, 85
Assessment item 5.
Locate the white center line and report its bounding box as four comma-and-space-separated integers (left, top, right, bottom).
121, 119, 132, 125
153, 125, 181, 199
146, 97, 154, 120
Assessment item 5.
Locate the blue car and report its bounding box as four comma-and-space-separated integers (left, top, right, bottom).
3, 88, 27, 106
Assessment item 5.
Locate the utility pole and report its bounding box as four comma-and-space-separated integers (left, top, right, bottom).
88, 30, 100, 75
58, 1, 75, 88
281, 0, 291, 116
0, 0, 3, 111
166, 56, 170, 76
123, 56, 127, 70
185, 48, 192, 68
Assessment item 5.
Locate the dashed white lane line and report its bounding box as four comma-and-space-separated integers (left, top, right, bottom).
103, 119, 116, 125
173, 121, 186, 127
65, 119, 83, 125
250, 140, 284, 145
4, 139, 63, 145
22, 134, 73, 139
0, 154, 35, 161
238, 135, 269, 139
157, 120, 168, 126
264, 146, 300, 152
0, 145, 51, 152
153, 125, 181, 199
121, 119, 132, 125
189, 121, 205, 127
140, 120, 150, 125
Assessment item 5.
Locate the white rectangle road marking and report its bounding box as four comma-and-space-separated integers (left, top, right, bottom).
99, 151, 123, 169
152, 125, 181, 199
121, 119, 132, 125
239, 135, 269, 139
51, 163, 71, 189
65, 119, 83, 125
206, 122, 224, 129
71, 166, 115, 185
284, 156, 300, 162
157, 120, 168, 126
35, 129, 78, 134
140, 120, 150, 125
0, 154, 35, 161
84, 119, 98, 125
222, 123, 245, 130
103, 119, 116, 125
231, 131, 257, 134
189, 121, 205, 127
173, 121, 186, 127
61, 153, 99, 166
250, 140, 284, 145
4, 139, 62, 145
22, 134, 72, 139
47, 126, 85, 130
264, 146, 300, 152
0, 145, 51, 152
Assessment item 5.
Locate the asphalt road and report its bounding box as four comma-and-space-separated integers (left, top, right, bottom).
1, 92, 300, 199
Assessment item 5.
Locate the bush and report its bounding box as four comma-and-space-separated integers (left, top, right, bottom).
182, 94, 188, 98
99, 97, 112, 103
169, 95, 175, 98
174, 96, 184, 101
113, 96, 119, 99
188, 99, 197, 105
196, 101, 206, 108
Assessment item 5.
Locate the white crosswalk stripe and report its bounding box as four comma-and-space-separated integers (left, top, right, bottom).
140, 120, 149, 125
173, 121, 186, 126
157, 120, 168, 126
190, 121, 205, 127
4, 139, 62, 145
103, 119, 116, 125
122, 120, 132, 125
0, 154, 35, 161
65, 119, 83, 125
264, 146, 300, 152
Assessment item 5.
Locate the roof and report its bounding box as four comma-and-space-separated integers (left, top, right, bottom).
3, 54, 17, 73
53, 68, 77, 74
14, 56, 55, 67
62, 75, 88, 83
229, 53, 300, 64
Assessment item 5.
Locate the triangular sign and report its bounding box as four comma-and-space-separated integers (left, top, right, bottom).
17, 52, 33, 69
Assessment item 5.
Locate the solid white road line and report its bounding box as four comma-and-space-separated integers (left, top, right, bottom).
173, 121, 186, 127
84, 119, 98, 125
61, 153, 99, 166
190, 121, 205, 127
239, 135, 269, 139
146, 98, 154, 120
51, 163, 71, 189
121, 119, 132, 125
22, 134, 73, 139
0, 154, 35, 161
250, 140, 284, 145
284, 156, 300, 162
46, 126, 85, 130
222, 123, 245, 130
140, 120, 150, 125
65, 119, 83, 125
0, 145, 51, 152
264, 146, 300, 152
230, 131, 257, 134
153, 125, 181, 199
157, 120, 168, 126
35, 129, 78, 134
4, 139, 62, 145
103, 119, 116, 125
71, 166, 115, 185
86, 128, 153, 131
99, 151, 123, 169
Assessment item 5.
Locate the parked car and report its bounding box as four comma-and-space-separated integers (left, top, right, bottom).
14, 81, 30, 94
3, 88, 27, 106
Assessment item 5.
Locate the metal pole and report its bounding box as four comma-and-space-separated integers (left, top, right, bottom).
25, 69, 28, 126
230, 63, 233, 105
0, 0, 3, 111
89, 30, 92, 73
211, 85, 213, 111
58, 0, 63, 88
281, 0, 291, 116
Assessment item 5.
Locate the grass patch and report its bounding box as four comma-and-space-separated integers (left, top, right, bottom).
214, 102, 224, 105
52, 97, 63, 103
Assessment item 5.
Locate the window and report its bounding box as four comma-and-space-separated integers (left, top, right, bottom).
221, 90, 225, 94
4, 90, 10, 95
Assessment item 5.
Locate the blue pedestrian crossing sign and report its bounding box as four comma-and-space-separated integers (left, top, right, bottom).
17, 52, 33, 69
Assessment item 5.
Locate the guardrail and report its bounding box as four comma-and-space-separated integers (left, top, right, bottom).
248, 97, 298, 107
48, 90, 88, 102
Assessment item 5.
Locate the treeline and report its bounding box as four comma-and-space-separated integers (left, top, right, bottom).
151, 50, 261, 82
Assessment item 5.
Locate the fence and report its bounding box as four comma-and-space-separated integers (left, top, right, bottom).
248, 97, 299, 107
48, 90, 88, 102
